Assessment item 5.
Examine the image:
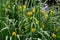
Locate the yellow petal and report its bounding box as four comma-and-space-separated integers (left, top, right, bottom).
36, 20, 39, 25
27, 12, 32, 16
12, 32, 16, 36
52, 33, 56, 38
31, 28, 36, 32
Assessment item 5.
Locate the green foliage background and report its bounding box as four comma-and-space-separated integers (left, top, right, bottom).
0, 0, 60, 40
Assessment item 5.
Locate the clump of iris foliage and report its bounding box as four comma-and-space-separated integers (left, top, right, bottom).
0, 0, 60, 40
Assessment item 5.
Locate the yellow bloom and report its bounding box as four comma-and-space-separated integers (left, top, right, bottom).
18, 5, 26, 11
36, 20, 39, 25
44, 13, 48, 18
32, 8, 35, 12
27, 12, 32, 16
40, 10, 45, 14
42, 24, 45, 29
31, 28, 36, 32
23, 5, 26, 9
50, 11, 54, 14
52, 33, 56, 38
6, 5, 10, 9
18, 5, 22, 11
12, 32, 16, 36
